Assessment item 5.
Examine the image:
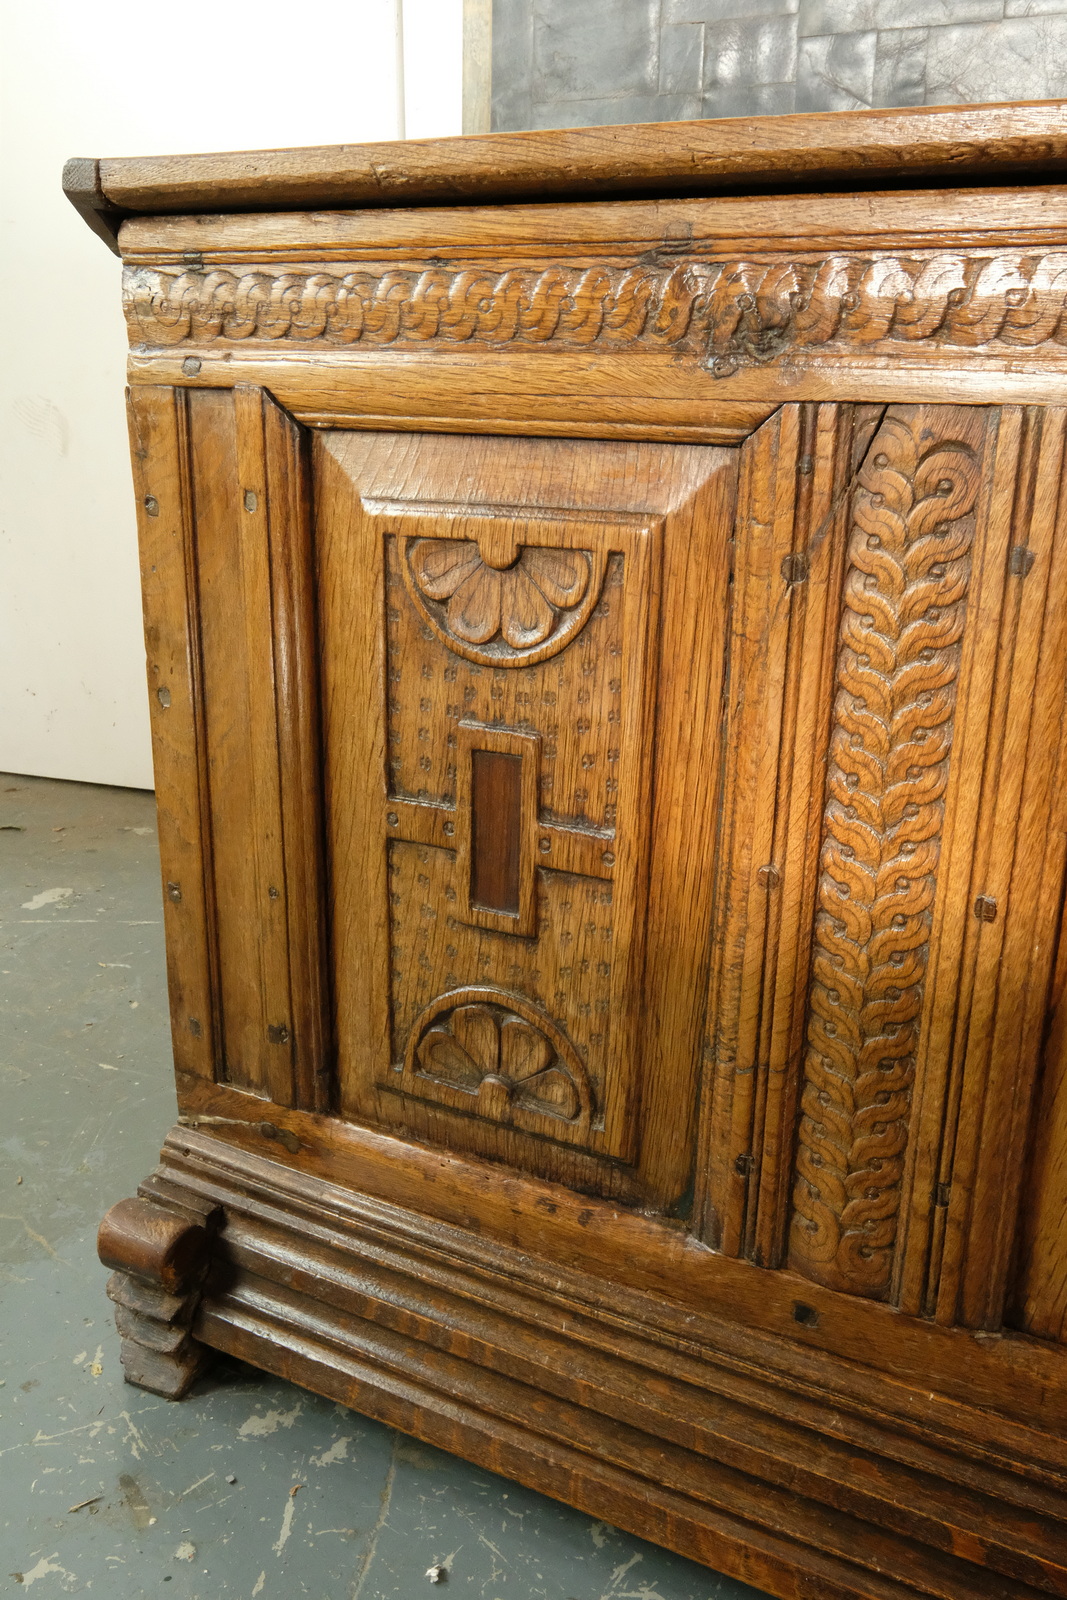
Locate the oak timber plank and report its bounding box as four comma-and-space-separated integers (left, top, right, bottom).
90, 101, 1067, 218
700, 406, 803, 1258
115, 185, 1067, 263
202, 1272, 1051, 1599
187, 390, 274, 1096
167, 1089, 1067, 1445
199, 1303, 923, 1600
124, 346, 1067, 430
160, 1121, 1067, 1496
259, 394, 332, 1112
1016, 888, 1067, 1343
210, 1218, 1067, 1586
126, 387, 217, 1080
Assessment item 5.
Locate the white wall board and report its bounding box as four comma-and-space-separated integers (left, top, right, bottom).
0, 0, 462, 789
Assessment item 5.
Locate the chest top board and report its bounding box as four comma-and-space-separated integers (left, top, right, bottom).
73, 99, 1067, 1600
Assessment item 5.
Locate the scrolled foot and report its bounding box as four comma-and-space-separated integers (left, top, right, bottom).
98, 1195, 214, 1399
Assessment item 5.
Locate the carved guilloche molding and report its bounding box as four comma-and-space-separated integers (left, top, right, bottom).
123, 252, 1067, 369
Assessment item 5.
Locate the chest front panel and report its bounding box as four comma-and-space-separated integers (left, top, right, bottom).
137, 378, 1067, 1341
99, 136, 1067, 1600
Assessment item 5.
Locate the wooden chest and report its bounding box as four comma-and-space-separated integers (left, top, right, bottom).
71, 102, 1067, 1600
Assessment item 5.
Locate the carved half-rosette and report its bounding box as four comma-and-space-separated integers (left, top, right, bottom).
788, 408, 982, 1300
404, 987, 593, 1141
402, 537, 605, 666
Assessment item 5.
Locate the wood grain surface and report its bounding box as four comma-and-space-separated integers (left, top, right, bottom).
89, 106, 1067, 1600
77, 101, 1067, 216
161, 1124, 1067, 1597
129, 384, 329, 1109
316, 429, 733, 1201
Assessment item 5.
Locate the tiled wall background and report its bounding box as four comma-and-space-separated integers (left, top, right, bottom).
491, 0, 1067, 130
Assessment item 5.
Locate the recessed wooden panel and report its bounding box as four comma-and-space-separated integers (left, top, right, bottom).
189, 387, 289, 1098
1016, 903, 1067, 1344
902, 407, 1067, 1329
458, 724, 539, 936
381, 508, 651, 1165
126, 386, 216, 1083
317, 431, 735, 1202
128, 383, 329, 1110
471, 750, 523, 916
978, 412, 1067, 1343
699, 402, 883, 1265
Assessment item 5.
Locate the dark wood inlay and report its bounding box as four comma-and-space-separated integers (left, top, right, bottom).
471, 749, 522, 917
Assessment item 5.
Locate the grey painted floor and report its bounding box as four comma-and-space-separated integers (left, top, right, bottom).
0, 772, 769, 1600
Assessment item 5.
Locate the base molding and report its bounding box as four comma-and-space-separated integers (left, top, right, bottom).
105, 1128, 1067, 1600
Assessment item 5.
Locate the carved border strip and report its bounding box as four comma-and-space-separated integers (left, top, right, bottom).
124, 254, 1067, 368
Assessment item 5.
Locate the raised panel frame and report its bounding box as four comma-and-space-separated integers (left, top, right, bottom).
314, 430, 733, 1197
133, 366, 1067, 1348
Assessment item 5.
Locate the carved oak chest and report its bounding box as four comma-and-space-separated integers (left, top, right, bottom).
70, 101, 1067, 1600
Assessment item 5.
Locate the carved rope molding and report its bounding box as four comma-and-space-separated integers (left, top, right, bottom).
123, 254, 1067, 367
788, 409, 981, 1302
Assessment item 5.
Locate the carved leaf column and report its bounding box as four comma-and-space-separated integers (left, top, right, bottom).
788, 408, 982, 1298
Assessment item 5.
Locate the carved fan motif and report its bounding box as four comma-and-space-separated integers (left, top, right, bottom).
403, 538, 600, 665
406, 990, 594, 1138
419, 1003, 579, 1119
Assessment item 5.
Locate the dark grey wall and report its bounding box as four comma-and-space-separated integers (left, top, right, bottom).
492, 0, 1067, 131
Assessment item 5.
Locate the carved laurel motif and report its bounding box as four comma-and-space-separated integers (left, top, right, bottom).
788, 410, 980, 1300
401, 537, 602, 667
125, 254, 1067, 365
405, 987, 593, 1138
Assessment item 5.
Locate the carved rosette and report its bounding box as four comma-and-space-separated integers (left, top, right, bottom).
788, 410, 980, 1300
403, 987, 593, 1140
402, 537, 603, 666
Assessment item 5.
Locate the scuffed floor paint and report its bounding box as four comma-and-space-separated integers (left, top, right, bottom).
18, 1553, 76, 1588
0, 773, 767, 1600
237, 1404, 303, 1440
